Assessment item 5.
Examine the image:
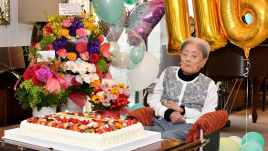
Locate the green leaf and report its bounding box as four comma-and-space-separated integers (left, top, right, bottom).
37, 106, 42, 112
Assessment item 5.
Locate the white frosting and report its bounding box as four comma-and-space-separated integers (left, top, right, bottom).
20, 120, 144, 150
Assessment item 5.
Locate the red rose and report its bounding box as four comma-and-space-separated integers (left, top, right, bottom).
94, 89, 103, 95
32, 65, 41, 73
43, 24, 53, 37
76, 42, 87, 53
89, 53, 99, 63
71, 77, 81, 86
32, 75, 45, 86
97, 35, 104, 44
119, 94, 128, 98
23, 69, 35, 80
45, 44, 54, 50
56, 49, 67, 59
111, 105, 117, 109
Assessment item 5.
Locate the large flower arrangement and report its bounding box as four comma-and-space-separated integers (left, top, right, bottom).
89, 82, 130, 112
30, 8, 112, 107
15, 59, 70, 111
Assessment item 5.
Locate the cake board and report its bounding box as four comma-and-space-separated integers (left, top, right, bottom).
3, 128, 162, 151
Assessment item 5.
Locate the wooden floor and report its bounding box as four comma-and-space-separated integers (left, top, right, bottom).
220, 92, 268, 150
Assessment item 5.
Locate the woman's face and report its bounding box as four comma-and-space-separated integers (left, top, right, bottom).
181, 44, 207, 75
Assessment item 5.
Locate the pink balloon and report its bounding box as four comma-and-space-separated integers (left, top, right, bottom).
127, 0, 165, 41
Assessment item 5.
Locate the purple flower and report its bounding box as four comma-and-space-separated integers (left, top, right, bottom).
77, 36, 88, 44
53, 38, 67, 51
70, 37, 78, 44
87, 39, 100, 55
68, 17, 84, 35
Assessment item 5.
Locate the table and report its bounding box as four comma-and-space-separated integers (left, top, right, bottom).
0, 125, 186, 151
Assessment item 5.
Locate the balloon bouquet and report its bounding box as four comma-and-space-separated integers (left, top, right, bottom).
91, 0, 165, 91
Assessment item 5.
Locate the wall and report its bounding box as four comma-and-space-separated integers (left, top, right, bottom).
0, 0, 32, 47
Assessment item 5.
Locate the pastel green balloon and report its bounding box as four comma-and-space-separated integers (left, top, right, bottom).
219, 138, 240, 151
130, 103, 145, 111
109, 41, 120, 57
127, 60, 137, 70
124, 0, 137, 5
92, 0, 124, 24
242, 132, 265, 148
240, 141, 263, 151
129, 46, 145, 64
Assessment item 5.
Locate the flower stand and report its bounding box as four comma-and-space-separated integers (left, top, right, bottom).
32, 107, 56, 117
60, 98, 84, 113
95, 108, 131, 118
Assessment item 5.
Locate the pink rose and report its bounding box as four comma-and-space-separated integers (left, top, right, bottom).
58, 77, 70, 89
56, 49, 67, 59
60, 20, 72, 27
35, 43, 41, 50
80, 51, 89, 61
46, 78, 61, 94
76, 28, 87, 37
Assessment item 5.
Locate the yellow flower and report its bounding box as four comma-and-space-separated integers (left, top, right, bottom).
92, 95, 101, 104
67, 52, 77, 61
90, 80, 100, 88
116, 83, 126, 89
60, 29, 69, 37
95, 3, 98, 7
111, 89, 119, 97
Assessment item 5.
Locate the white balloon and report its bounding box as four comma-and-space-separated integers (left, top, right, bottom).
115, 52, 130, 69
109, 41, 120, 57
229, 136, 242, 147
127, 52, 159, 91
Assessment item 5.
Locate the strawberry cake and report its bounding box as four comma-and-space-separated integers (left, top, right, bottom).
20, 111, 144, 150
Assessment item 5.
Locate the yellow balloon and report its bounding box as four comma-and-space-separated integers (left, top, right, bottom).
218, 0, 268, 58
192, 0, 227, 51
164, 0, 191, 55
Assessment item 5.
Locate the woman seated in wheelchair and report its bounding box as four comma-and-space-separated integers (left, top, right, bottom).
145, 37, 218, 141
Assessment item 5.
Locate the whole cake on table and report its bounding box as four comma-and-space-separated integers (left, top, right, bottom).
20, 111, 144, 150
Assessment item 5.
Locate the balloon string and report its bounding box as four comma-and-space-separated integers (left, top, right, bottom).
243, 59, 251, 142
111, 25, 115, 42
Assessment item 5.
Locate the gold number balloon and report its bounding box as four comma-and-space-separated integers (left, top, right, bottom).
218, 0, 268, 58
193, 0, 227, 51
164, 0, 191, 55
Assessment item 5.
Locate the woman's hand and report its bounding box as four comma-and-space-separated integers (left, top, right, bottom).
163, 101, 184, 113
169, 111, 186, 124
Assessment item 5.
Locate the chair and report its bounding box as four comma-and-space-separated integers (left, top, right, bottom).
126, 107, 228, 151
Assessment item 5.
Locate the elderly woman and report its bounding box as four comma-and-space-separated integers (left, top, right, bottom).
144, 37, 218, 141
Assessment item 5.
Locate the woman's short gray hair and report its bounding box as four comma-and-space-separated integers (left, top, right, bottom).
181, 37, 210, 59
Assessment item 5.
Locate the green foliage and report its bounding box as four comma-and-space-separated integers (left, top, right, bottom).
96, 59, 108, 73
40, 36, 54, 50
15, 80, 70, 111
69, 83, 94, 95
